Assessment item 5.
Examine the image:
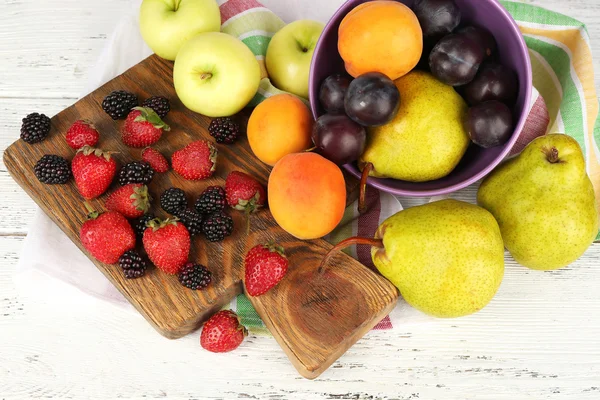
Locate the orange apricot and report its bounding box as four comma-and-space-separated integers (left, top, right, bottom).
338, 1, 423, 80
268, 152, 346, 240
247, 94, 313, 166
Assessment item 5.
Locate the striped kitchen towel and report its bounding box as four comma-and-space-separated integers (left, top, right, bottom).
219, 0, 600, 332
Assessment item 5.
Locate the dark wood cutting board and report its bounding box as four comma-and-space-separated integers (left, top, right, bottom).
3, 55, 398, 379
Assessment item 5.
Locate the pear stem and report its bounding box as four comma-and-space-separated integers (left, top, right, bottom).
358, 162, 374, 214
546, 147, 560, 163
318, 236, 384, 274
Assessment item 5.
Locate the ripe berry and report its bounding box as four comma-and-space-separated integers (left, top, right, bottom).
102, 90, 138, 120
34, 155, 71, 184
143, 218, 190, 275
21, 113, 51, 144
178, 263, 212, 290
208, 117, 240, 144
244, 243, 288, 296
134, 213, 155, 239
118, 161, 154, 186
65, 120, 99, 150
202, 212, 234, 242
141, 147, 169, 173
142, 96, 170, 118
160, 187, 187, 215
172, 141, 218, 180
119, 250, 147, 279
201, 310, 247, 353
194, 186, 226, 215
175, 209, 203, 236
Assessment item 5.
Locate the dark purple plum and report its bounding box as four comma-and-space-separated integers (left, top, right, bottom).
312, 114, 366, 166
413, 0, 461, 39
467, 101, 514, 148
464, 63, 518, 106
319, 74, 352, 114
429, 33, 485, 86
344, 72, 401, 127
458, 26, 497, 60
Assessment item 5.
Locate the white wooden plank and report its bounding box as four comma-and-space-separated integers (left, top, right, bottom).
0, 0, 131, 98
1, 234, 599, 399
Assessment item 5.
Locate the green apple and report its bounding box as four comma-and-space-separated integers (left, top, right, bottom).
140, 0, 221, 61
266, 20, 325, 99
173, 32, 261, 117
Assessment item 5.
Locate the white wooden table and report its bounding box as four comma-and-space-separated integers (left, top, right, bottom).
1, 0, 600, 398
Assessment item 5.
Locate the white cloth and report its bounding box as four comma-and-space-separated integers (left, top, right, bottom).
15, 0, 434, 327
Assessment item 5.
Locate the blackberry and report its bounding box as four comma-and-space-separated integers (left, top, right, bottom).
195, 186, 226, 215
160, 188, 187, 214
134, 213, 155, 239
175, 209, 203, 236
21, 113, 51, 144
178, 263, 212, 290
119, 250, 147, 279
142, 96, 170, 118
34, 155, 71, 184
102, 90, 138, 120
202, 212, 234, 242
208, 117, 240, 144
118, 161, 154, 186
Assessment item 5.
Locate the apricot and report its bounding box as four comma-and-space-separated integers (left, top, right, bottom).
269, 153, 346, 240
247, 94, 313, 166
338, 1, 423, 80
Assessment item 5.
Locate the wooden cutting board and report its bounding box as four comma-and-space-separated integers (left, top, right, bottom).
3, 55, 398, 379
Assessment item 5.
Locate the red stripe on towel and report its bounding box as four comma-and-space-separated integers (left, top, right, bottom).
355, 187, 393, 330
510, 95, 550, 156
221, 0, 266, 24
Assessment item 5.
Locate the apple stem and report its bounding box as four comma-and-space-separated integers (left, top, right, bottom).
173, 0, 182, 11
304, 146, 317, 153
200, 72, 213, 80
546, 147, 560, 163
358, 162, 374, 214
318, 236, 384, 274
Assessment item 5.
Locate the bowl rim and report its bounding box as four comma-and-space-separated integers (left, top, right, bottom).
308, 0, 533, 197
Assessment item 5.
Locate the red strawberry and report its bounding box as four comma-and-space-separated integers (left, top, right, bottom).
105, 184, 151, 219
141, 147, 169, 173
172, 140, 218, 180
121, 107, 170, 148
225, 171, 266, 213
244, 243, 288, 296
143, 218, 190, 274
200, 310, 247, 353
80, 206, 135, 264
72, 146, 117, 199
66, 120, 99, 150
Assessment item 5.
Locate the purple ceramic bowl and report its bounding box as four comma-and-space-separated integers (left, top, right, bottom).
309, 0, 532, 197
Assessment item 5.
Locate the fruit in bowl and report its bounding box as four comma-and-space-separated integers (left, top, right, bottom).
173, 32, 261, 117
140, 0, 221, 61
338, 0, 423, 80
266, 20, 325, 99
359, 71, 469, 182
309, 0, 532, 196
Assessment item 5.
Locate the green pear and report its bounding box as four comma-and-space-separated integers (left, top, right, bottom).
478, 134, 599, 270
359, 71, 469, 182
354, 200, 503, 318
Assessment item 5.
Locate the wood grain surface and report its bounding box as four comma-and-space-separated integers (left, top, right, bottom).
2, 0, 600, 398
3, 54, 398, 378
